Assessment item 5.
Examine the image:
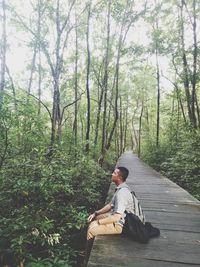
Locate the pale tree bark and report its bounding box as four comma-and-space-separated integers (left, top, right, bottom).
73, 7, 79, 144
0, 121, 8, 170
156, 47, 160, 147
195, 92, 200, 127
6, 65, 17, 112
176, 98, 180, 143
0, 0, 6, 104
85, 0, 91, 152
169, 61, 187, 123
138, 103, 144, 157
115, 129, 120, 157
101, 0, 111, 155
153, 9, 161, 147
191, 0, 197, 128
94, 67, 104, 146
183, 0, 198, 128
38, 0, 42, 114
27, 46, 37, 94
119, 96, 123, 155
38, 48, 42, 114
123, 99, 128, 152
27, 0, 42, 95
179, 0, 193, 125
132, 116, 138, 150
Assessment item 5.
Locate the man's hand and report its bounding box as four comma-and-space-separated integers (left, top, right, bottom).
87, 212, 96, 223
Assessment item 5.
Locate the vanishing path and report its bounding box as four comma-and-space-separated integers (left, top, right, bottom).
87, 152, 200, 267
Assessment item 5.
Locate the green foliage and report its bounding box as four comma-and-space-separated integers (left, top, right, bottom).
160, 129, 200, 199
0, 94, 110, 266
141, 125, 200, 200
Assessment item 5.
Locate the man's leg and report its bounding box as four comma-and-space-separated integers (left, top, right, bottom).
84, 213, 110, 266
87, 213, 122, 240
85, 213, 122, 266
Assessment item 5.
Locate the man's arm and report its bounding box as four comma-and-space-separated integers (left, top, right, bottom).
96, 203, 112, 215
98, 213, 122, 225
87, 203, 112, 222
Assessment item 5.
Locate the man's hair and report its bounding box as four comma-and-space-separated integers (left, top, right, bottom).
118, 166, 129, 181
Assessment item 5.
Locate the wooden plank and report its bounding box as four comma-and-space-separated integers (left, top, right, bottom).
139, 197, 198, 204
88, 255, 200, 267
141, 202, 200, 212
153, 222, 200, 233
143, 206, 200, 214
91, 236, 200, 265
88, 259, 199, 267
145, 210, 200, 224
159, 229, 200, 244
87, 152, 200, 267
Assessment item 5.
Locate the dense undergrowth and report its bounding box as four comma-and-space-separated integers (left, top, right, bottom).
0, 94, 115, 266
141, 124, 200, 201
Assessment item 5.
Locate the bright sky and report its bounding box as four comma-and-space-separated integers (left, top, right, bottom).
3, 0, 184, 95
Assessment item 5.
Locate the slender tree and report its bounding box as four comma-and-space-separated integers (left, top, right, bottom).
179, 0, 193, 125
73, 6, 79, 144
138, 102, 144, 157
85, 0, 91, 152
0, 0, 6, 104
101, 0, 111, 155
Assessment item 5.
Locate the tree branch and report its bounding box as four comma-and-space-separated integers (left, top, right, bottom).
60, 92, 84, 125
182, 0, 193, 26
25, 91, 52, 121
60, 0, 76, 34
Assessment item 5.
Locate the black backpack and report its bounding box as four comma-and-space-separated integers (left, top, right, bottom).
122, 212, 160, 243
122, 212, 149, 243
121, 189, 160, 243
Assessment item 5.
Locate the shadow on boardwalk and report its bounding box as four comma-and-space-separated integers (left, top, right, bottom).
87, 152, 200, 267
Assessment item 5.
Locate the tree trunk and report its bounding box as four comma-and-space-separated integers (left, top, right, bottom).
28, 46, 37, 94
174, 83, 186, 123
0, 124, 8, 170
0, 0, 6, 104
38, 49, 42, 114
6, 65, 17, 112
115, 129, 120, 158
123, 102, 128, 152
195, 92, 200, 127
180, 0, 192, 124
73, 8, 78, 144
138, 103, 143, 157
94, 85, 103, 146
85, 1, 91, 152
38, 0, 42, 115
176, 99, 180, 143
104, 44, 120, 152
132, 117, 138, 149
119, 96, 123, 155
156, 47, 160, 147
101, 0, 111, 154
191, 0, 197, 128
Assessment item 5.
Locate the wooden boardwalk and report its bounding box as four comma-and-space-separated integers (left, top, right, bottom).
87, 152, 200, 267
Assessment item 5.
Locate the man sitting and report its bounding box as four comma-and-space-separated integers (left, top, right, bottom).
87, 166, 133, 240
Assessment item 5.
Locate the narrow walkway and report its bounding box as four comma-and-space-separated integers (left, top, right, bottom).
87, 152, 200, 267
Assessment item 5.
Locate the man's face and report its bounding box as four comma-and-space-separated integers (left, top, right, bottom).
112, 168, 121, 183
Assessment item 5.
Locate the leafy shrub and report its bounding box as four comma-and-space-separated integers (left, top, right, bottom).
0, 94, 110, 266
141, 126, 200, 200
160, 130, 200, 199
0, 147, 109, 266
